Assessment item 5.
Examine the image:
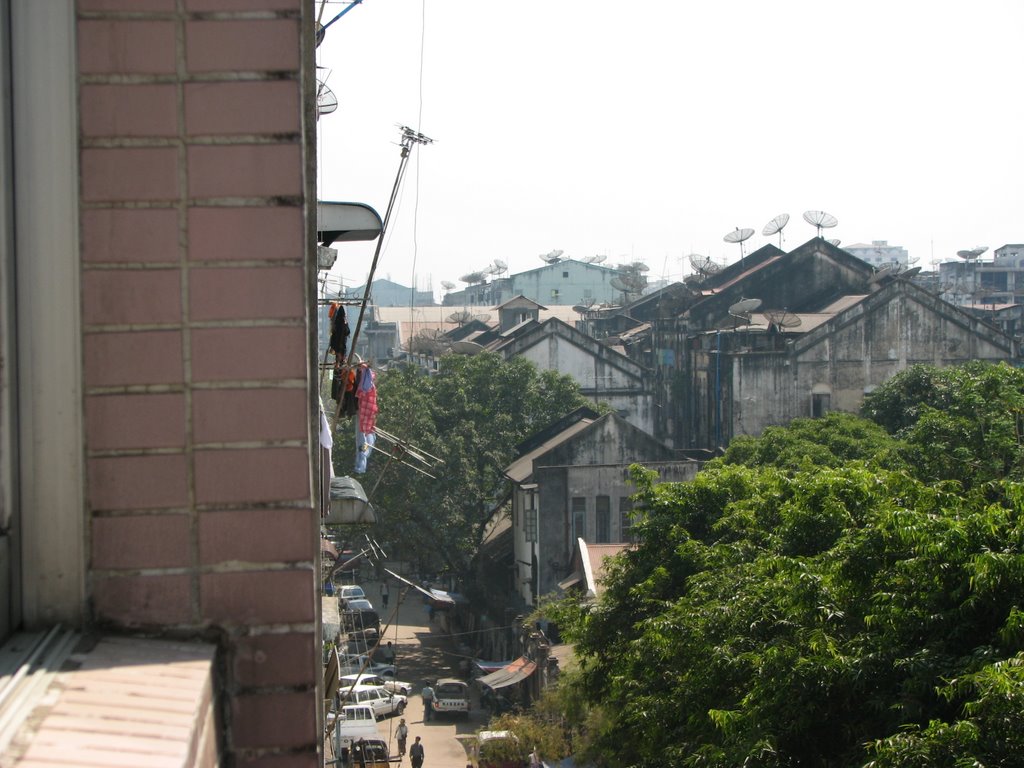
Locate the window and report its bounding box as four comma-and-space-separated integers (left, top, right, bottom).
596, 496, 610, 543
619, 497, 634, 543
562, 271, 569, 278
811, 392, 831, 418
523, 488, 537, 542
571, 497, 586, 542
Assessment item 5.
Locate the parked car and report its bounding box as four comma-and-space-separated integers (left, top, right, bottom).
342, 597, 375, 611
338, 684, 407, 720
348, 737, 391, 768
341, 607, 381, 635
336, 584, 366, 601
339, 672, 414, 697
432, 677, 471, 718
328, 703, 380, 756
338, 654, 396, 679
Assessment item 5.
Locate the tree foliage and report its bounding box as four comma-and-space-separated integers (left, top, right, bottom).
335, 352, 592, 582
547, 362, 1024, 767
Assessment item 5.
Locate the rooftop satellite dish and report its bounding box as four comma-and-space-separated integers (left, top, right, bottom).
723, 227, 755, 262
869, 263, 896, 285
460, 271, 486, 284
572, 304, 591, 314
728, 297, 762, 316
762, 213, 790, 247
472, 313, 491, 323
633, 262, 650, 272
956, 249, 975, 259
802, 210, 839, 237
440, 280, 456, 290
900, 266, 922, 278
316, 79, 338, 118
688, 253, 721, 276
826, 238, 841, 247
449, 340, 484, 355
592, 254, 607, 264
765, 309, 801, 329
492, 258, 508, 274
970, 246, 988, 259
582, 255, 597, 264
539, 250, 564, 264
447, 310, 473, 324
610, 276, 631, 292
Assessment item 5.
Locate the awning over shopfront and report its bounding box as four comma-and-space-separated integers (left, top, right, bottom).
477, 655, 537, 690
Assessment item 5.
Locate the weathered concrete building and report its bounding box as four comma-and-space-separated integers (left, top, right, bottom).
503, 409, 697, 604
633, 238, 1019, 450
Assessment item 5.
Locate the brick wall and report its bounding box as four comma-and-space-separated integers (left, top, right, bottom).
76, 0, 320, 764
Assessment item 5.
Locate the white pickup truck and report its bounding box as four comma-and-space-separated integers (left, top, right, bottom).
328, 703, 381, 756
431, 677, 470, 719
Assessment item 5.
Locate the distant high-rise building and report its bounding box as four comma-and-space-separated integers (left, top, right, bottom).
843, 240, 910, 268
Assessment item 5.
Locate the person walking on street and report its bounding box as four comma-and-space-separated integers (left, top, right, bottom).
396, 718, 408, 757
420, 682, 434, 722
409, 735, 425, 768
381, 581, 390, 609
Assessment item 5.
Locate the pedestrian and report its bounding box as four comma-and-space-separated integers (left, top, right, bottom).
409, 735, 425, 768
396, 717, 408, 757
381, 581, 390, 609
420, 681, 434, 722
530, 746, 541, 767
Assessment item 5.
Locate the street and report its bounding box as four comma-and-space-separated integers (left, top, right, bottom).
327, 573, 489, 768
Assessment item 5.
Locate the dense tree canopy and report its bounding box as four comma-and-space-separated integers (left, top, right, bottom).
547, 362, 1024, 767
334, 352, 592, 582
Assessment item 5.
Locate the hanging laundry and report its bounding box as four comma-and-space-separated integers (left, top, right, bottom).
354, 365, 378, 473
338, 366, 360, 417
330, 365, 346, 402
328, 302, 350, 357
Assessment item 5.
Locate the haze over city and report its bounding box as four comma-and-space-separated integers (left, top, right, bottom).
314, 0, 1023, 299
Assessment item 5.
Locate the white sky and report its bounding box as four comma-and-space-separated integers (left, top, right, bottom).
314, 0, 1023, 301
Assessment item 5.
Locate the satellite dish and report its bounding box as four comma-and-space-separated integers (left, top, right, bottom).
316, 79, 338, 118
762, 213, 790, 247
633, 262, 650, 272
460, 271, 486, 284
492, 258, 508, 274
728, 297, 762, 315
970, 246, 988, 259
723, 227, 755, 262
572, 304, 591, 314
688, 253, 721, 276
582, 255, 597, 264
826, 238, 841, 247
592, 254, 607, 264
610, 276, 631, 292
472, 313, 491, 323
446, 310, 473, 324
900, 266, 922, 278
539, 250, 564, 264
802, 210, 839, 237
440, 280, 456, 290
765, 309, 801, 329
449, 340, 484, 355
956, 250, 976, 260
869, 263, 896, 285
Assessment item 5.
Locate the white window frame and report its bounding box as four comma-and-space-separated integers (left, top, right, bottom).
5, 0, 84, 631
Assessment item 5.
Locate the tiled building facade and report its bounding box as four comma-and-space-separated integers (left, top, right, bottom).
2, 1, 322, 764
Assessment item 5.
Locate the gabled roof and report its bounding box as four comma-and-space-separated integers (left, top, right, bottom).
504, 408, 599, 483
558, 538, 631, 599
495, 294, 546, 311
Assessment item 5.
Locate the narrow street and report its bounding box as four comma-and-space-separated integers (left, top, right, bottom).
328, 573, 491, 768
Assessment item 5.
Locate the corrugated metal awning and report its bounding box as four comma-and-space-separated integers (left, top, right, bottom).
477, 656, 537, 690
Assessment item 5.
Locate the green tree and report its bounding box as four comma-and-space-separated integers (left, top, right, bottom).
335, 352, 593, 582
550, 463, 1024, 766
861, 361, 1024, 487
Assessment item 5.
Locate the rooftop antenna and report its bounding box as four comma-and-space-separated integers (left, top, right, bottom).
315, 0, 364, 47
802, 210, 839, 238
762, 213, 790, 248
723, 227, 755, 266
